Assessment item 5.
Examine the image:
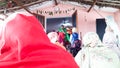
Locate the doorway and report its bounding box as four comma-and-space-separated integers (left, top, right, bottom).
96, 18, 106, 41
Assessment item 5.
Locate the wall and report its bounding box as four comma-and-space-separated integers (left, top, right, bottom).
34, 2, 119, 38
76, 8, 114, 37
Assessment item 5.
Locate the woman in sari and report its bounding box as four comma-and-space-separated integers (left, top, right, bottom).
75, 32, 120, 68
103, 26, 120, 58
0, 12, 78, 68
58, 25, 70, 47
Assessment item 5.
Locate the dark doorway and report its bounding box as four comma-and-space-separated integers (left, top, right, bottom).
46, 17, 73, 33
96, 18, 106, 41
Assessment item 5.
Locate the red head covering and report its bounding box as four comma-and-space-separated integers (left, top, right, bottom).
0, 13, 78, 68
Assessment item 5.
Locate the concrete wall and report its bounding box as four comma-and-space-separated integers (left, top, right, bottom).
76, 8, 114, 37
34, 2, 120, 38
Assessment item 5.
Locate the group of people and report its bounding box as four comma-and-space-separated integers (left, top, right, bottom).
75, 32, 120, 68
0, 12, 120, 68
47, 25, 81, 57
75, 18, 120, 68
47, 22, 120, 68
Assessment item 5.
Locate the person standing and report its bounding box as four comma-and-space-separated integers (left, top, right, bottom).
58, 25, 70, 48
103, 26, 120, 58
69, 27, 81, 57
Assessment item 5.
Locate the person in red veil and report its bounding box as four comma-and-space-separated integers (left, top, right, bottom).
0, 12, 78, 68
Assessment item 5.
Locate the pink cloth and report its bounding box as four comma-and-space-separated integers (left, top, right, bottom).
58, 32, 65, 43
0, 13, 78, 68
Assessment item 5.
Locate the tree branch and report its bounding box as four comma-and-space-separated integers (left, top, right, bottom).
87, 0, 97, 12
13, 0, 33, 14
